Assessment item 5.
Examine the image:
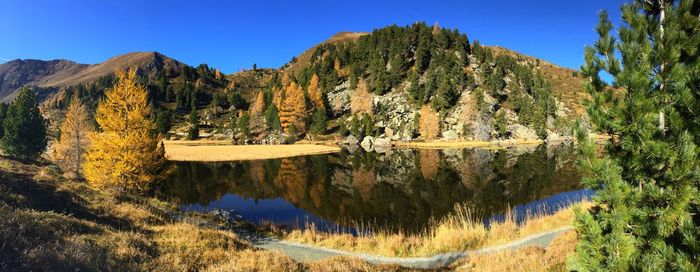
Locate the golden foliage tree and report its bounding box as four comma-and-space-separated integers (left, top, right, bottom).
214, 68, 222, 80
307, 74, 324, 111
227, 80, 236, 91
52, 93, 93, 179
279, 81, 307, 133
419, 105, 440, 139
281, 72, 291, 88
83, 68, 163, 190
249, 91, 266, 116
350, 78, 374, 114
333, 58, 341, 73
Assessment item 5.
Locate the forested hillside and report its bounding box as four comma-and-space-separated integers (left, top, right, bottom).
7, 22, 586, 144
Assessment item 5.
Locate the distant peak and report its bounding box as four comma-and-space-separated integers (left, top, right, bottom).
329, 32, 367, 42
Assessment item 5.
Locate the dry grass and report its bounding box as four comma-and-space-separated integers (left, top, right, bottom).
453, 230, 578, 272
285, 202, 590, 258
307, 256, 404, 272
205, 250, 304, 272
163, 141, 341, 161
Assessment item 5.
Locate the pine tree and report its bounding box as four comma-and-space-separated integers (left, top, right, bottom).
0, 88, 47, 161
572, 1, 700, 270
238, 112, 250, 137
187, 107, 199, 140
264, 103, 282, 131
83, 69, 163, 190
155, 109, 173, 137
310, 108, 327, 134
349, 113, 361, 137
52, 93, 93, 179
406, 69, 423, 103
0, 103, 7, 139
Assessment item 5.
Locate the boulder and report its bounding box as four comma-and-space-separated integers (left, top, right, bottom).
346, 135, 359, 145
509, 124, 538, 140
385, 127, 395, 138
545, 132, 562, 143
442, 130, 459, 140
444, 117, 458, 125
345, 144, 359, 154
360, 136, 375, 151
373, 137, 391, 148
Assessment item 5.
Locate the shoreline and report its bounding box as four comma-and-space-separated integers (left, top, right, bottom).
164, 134, 608, 162
164, 140, 342, 161
392, 139, 546, 149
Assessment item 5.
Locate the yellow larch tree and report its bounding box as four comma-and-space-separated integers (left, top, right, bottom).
249, 91, 266, 116
52, 92, 93, 179
279, 81, 307, 133
419, 105, 440, 139
281, 72, 291, 88
350, 78, 374, 114
83, 68, 163, 190
307, 74, 324, 111
215, 68, 222, 80
271, 86, 283, 109
334, 58, 341, 73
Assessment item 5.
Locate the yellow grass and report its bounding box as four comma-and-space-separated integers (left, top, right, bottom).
452, 230, 578, 272
285, 201, 591, 257
163, 140, 341, 161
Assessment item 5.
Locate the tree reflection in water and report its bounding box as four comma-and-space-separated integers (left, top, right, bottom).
156, 144, 586, 233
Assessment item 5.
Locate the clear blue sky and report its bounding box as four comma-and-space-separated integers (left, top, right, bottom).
0, 0, 624, 74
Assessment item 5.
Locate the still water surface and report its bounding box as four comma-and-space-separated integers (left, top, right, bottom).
158, 144, 590, 233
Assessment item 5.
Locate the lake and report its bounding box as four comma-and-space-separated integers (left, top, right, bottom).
157, 143, 591, 234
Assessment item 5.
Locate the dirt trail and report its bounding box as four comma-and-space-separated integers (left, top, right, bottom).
253, 227, 573, 269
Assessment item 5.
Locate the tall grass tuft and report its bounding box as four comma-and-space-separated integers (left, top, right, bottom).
285, 200, 590, 257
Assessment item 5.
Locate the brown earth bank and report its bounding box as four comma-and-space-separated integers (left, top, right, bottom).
163, 140, 342, 161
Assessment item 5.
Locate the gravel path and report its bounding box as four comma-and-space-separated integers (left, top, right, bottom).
253, 226, 573, 269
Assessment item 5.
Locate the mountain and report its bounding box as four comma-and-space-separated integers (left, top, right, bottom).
3, 23, 589, 143
262, 23, 588, 142
0, 52, 185, 103
0, 59, 86, 102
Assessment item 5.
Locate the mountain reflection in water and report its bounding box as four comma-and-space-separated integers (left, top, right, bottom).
157, 144, 589, 233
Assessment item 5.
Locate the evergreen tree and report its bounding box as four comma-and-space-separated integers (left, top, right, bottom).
264, 103, 282, 131
432, 69, 459, 111
155, 109, 173, 137
83, 69, 163, 190
406, 69, 422, 103
349, 113, 361, 137
0, 88, 47, 161
0, 103, 7, 139
310, 108, 327, 134
238, 112, 250, 137
572, 2, 700, 270
187, 107, 199, 140
491, 110, 508, 139
158, 72, 168, 101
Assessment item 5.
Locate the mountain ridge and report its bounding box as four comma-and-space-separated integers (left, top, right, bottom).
0, 51, 184, 102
